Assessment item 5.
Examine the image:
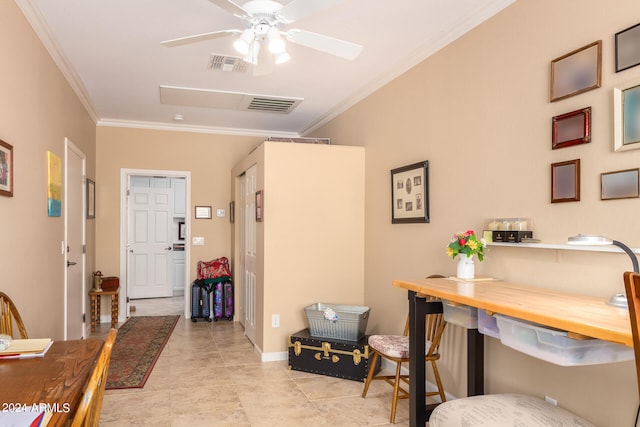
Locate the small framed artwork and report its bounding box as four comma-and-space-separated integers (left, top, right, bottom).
47, 151, 62, 217
601, 168, 640, 200
614, 80, 640, 151
551, 159, 580, 203
255, 190, 263, 222
86, 179, 95, 219
229, 201, 235, 223
195, 205, 212, 219
615, 22, 640, 72
391, 161, 429, 224
0, 139, 13, 197
550, 41, 602, 102
178, 222, 186, 240
552, 107, 591, 149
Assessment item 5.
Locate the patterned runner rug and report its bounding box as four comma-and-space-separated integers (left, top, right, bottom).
106, 315, 179, 389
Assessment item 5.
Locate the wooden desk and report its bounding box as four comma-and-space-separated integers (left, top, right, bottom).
0, 339, 103, 426
392, 276, 633, 427
89, 289, 119, 332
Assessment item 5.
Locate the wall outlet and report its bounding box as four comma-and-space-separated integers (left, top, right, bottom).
272, 314, 280, 328
544, 395, 557, 406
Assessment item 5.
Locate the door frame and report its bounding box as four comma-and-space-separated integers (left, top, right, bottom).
119, 168, 191, 319
64, 138, 86, 339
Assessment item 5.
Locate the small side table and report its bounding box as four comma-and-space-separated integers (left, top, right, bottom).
89, 288, 119, 332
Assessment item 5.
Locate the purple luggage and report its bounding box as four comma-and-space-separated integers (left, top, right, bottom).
213, 280, 234, 321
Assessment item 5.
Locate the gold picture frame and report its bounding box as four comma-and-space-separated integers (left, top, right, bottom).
550, 41, 602, 102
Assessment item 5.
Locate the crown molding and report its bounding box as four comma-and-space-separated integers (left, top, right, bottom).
97, 118, 301, 138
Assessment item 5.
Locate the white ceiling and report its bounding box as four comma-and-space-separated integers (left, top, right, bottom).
17, 0, 514, 137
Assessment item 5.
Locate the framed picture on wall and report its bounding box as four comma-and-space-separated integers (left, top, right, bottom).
601, 168, 640, 200
615, 22, 640, 72
551, 159, 580, 203
552, 107, 591, 149
391, 161, 429, 224
614, 79, 640, 151
195, 206, 212, 219
0, 139, 13, 197
550, 41, 602, 102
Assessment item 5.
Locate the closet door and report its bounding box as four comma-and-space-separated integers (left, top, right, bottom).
241, 164, 257, 344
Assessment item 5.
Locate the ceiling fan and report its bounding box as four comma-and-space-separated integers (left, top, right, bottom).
161, 0, 363, 75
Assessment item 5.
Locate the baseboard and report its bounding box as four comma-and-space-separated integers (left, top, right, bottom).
260, 350, 288, 362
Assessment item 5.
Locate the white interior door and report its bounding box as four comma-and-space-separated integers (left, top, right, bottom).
241, 165, 257, 344
128, 186, 174, 299
64, 139, 85, 339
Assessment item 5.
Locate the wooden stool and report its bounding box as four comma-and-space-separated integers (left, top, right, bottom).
89, 288, 119, 332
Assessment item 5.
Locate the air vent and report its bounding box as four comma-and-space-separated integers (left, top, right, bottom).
246, 97, 298, 113
160, 85, 303, 114
208, 54, 249, 73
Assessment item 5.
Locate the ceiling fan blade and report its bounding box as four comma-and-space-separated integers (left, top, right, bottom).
286, 29, 362, 60
208, 0, 249, 18
161, 30, 240, 47
277, 0, 344, 23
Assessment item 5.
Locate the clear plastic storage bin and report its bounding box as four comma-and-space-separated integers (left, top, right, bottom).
304, 303, 370, 341
442, 301, 478, 329
495, 314, 633, 366
478, 310, 500, 339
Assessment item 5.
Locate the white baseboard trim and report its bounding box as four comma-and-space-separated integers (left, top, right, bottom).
260, 350, 288, 362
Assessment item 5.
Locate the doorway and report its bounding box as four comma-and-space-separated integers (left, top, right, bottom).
64, 138, 86, 339
120, 169, 191, 319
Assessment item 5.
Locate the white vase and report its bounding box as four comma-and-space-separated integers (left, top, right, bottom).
456, 254, 475, 279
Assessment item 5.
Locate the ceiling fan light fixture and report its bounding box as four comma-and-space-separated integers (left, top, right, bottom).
275, 51, 290, 64
233, 29, 255, 55
243, 40, 261, 64
267, 27, 286, 54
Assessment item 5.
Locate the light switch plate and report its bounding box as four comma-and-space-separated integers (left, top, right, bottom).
192, 237, 205, 246
216, 208, 225, 217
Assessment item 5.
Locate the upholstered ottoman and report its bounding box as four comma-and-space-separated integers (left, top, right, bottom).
429, 394, 596, 426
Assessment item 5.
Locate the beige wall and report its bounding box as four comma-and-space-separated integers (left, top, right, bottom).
95, 127, 260, 287
231, 141, 365, 354
312, 0, 640, 425
0, 1, 96, 340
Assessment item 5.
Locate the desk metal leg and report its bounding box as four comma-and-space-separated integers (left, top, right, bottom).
408, 291, 443, 427
467, 328, 484, 396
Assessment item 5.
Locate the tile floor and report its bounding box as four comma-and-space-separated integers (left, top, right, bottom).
91, 296, 416, 426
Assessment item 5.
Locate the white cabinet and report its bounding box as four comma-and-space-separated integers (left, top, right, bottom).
171, 178, 186, 218
173, 250, 185, 295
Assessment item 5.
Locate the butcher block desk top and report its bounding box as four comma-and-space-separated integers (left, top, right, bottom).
393, 276, 633, 347
0, 339, 103, 426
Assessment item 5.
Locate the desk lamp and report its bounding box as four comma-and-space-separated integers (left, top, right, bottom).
567, 234, 639, 308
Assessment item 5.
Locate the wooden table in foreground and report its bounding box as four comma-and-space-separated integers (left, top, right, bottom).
0, 339, 103, 426
392, 276, 633, 427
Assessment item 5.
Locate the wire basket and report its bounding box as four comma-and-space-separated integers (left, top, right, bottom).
304, 303, 370, 341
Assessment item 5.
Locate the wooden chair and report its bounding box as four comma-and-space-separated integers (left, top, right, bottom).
70, 328, 117, 427
362, 276, 447, 423
0, 292, 28, 338
624, 271, 640, 425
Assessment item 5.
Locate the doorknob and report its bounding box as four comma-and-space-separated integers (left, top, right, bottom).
67, 261, 77, 267
165, 246, 172, 251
